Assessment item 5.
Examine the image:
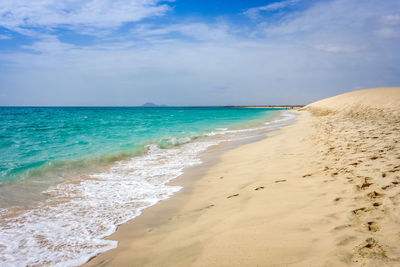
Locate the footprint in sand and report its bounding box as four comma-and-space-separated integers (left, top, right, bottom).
356, 238, 387, 258
352, 207, 370, 215
333, 224, 352, 231
381, 184, 393, 190
372, 202, 381, 207
274, 179, 286, 183
358, 178, 373, 190
254, 186, 264, 191
367, 221, 379, 232
367, 191, 384, 199
227, 194, 239, 199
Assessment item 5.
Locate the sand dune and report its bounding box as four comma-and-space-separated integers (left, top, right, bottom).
305, 87, 400, 117
85, 87, 400, 266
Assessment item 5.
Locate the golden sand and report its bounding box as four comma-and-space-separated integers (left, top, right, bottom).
85, 87, 400, 266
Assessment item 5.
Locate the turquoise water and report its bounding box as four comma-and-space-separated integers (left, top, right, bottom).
0, 107, 277, 184
0, 106, 294, 266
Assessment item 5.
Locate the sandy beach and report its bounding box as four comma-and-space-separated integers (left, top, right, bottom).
85, 87, 400, 266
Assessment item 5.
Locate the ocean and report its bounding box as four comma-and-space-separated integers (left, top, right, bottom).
0, 106, 296, 266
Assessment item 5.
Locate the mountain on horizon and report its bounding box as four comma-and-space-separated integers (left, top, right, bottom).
141, 102, 168, 107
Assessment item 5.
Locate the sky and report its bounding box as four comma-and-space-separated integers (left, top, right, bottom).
0, 0, 399, 106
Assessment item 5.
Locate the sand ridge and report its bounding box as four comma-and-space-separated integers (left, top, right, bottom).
305, 87, 400, 117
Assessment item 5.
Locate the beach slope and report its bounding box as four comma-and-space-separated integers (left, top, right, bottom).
86, 87, 400, 266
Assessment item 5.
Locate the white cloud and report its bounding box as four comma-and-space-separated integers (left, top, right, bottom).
258, 0, 300, 11
0, 0, 399, 106
244, 0, 300, 19
0, 0, 172, 35
21, 36, 76, 54
132, 22, 234, 41
260, 0, 400, 38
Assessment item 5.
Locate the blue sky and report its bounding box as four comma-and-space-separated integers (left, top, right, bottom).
0, 0, 399, 106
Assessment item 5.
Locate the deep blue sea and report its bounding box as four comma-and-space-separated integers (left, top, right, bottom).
0, 106, 296, 266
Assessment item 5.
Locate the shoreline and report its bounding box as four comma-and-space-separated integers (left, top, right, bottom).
0, 108, 293, 266
84, 110, 308, 266
83, 112, 299, 266
226, 105, 304, 110
0, 108, 281, 209
85, 88, 400, 266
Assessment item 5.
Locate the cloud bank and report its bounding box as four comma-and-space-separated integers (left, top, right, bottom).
0, 0, 399, 106
0, 0, 171, 34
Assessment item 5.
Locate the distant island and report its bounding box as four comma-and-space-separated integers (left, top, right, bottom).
141, 102, 168, 107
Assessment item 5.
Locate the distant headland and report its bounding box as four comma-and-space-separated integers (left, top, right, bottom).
141, 102, 168, 107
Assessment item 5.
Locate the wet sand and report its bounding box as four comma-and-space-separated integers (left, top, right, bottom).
85, 87, 400, 266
